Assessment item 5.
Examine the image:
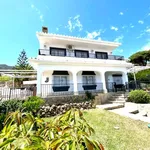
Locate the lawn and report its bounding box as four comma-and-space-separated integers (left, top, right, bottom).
44, 109, 150, 150
83, 109, 150, 150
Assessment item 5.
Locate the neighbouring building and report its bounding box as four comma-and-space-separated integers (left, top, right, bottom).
29, 27, 132, 97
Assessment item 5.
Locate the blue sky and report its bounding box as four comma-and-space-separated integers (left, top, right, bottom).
0, 0, 150, 65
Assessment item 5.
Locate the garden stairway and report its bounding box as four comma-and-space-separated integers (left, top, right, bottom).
96, 92, 128, 110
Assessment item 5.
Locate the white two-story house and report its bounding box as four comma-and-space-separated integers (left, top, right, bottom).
29, 27, 132, 97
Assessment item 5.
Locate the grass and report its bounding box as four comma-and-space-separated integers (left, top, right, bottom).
83, 109, 150, 150
44, 109, 150, 150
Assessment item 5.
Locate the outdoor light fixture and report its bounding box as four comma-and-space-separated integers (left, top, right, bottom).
45, 77, 49, 83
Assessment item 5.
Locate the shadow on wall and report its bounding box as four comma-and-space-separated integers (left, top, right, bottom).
93, 93, 113, 105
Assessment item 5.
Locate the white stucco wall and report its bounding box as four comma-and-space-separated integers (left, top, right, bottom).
35, 63, 129, 96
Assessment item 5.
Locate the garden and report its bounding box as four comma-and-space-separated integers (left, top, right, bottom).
0, 90, 150, 149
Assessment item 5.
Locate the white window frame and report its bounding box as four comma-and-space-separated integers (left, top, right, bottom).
82, 75, 95, 85
53, 75, 68, 86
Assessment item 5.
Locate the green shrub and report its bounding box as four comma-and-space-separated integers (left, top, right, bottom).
0, 113, 6, 131
23, 96, 44, 114
128, 90, 150, 103
0, 109, 104, 149
85, 91, 95, 100
0, 99, 24, 113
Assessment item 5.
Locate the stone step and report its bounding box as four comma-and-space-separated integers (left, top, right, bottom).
112, 94, 125, 97
108, 98, 125, 101
112, 95, 125, 97
112, 97, 125, 100
96, 104, 124, 110
112, 101, 126, 105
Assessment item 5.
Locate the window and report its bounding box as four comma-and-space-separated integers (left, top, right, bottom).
50, 48, 66, 56
83, 76, 95, 85
75, 50, 89, 58
96, 52, 108, 59
53, 76, 68, 86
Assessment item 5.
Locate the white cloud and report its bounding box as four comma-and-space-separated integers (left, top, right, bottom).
110, 26, 118, 31
31, 4, 34, 8
31, 4, 44, 22
122, 25, 127, 29
145, 27, 150, 33
138, 20, 144, 24
140, 40, 150, 51
66, 15, 83, 32
97, 37, 101, 41
86, 31, 100, 39
114, 35, 124, 43
39, 15, 44, 22
119, 12, 124, 15
136, 32, 145, 39
129, 23, 134, 28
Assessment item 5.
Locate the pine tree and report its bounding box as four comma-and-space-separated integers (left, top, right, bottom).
14, 49, 33, 70
14, 50, 34, 86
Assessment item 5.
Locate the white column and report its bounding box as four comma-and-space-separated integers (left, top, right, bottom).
72, 71, 78, 95
122, 72, 128, 84
36, 69, 42, 96
101, 72, 107, 93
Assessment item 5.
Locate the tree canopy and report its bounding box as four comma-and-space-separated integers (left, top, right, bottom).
0, 76, 11, 82
13, 50, 34, 86
128, 69, 150, 82
129, 50, 150, 66
14, 49, 33, 70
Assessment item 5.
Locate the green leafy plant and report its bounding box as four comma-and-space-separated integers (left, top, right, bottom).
0, 99, 24, 114
128, 90, 150, 103
0, 113, 6, 131
0, 76, 12, 82
85, 91, 95, 100
23, 96, 44, 115
0, 109, 104, 150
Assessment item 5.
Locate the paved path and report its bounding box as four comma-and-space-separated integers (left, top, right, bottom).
109, 102, 150, 123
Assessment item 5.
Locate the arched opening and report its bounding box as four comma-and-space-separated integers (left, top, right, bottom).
41, 70, 73, 97
77, 70, 103, 93
105, 71, 126, 92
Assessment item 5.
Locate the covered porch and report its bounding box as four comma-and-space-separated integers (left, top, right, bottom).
38, 70, 104, 97
105, 71, 128, 92
36, 68, 128, 97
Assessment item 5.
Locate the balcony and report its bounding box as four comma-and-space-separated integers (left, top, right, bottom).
39, 49, 124, 61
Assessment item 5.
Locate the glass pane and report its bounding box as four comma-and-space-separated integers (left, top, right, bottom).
97, 53, 102, 59
61, 76, 67, 85
51, 49, 65, 56
88, 76, 94, 84
54, 76, 60, 86
83, 76, 87, 84
76, 52, 82, 57
82, 52, 88, 58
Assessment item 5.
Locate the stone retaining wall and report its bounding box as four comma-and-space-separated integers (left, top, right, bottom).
38, 101, 93, 117
44, 95, 89, 105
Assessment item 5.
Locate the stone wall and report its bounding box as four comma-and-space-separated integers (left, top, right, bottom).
38, 101, 93, 117
44, 95, 89, 105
